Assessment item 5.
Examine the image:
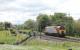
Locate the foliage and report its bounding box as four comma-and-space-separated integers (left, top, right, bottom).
37, 14, 51, 32
51, 13, 74, 34
36, 13, 74, 35
0, 12, 78, 37
0, 22, 12, 30
15, 24, 24, 30
4, 22, 12, 30
72, 20, 80, 36
24, 19, 37, 31
0, 22, 5, 31
51, 13, 67, 25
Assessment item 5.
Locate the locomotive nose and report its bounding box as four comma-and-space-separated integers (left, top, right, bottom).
59, 30, 66, 37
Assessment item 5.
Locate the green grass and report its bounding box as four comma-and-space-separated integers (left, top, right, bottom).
0, 30, 80, 50
19, 29, 31, 32
66, 33, 80, 38
0, 30, 30, 44
22, 38, 80, 50
0, 30, 17, 44
0, 39, 80, 50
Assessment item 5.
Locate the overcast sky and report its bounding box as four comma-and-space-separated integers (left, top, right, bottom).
0, 0, 80, 24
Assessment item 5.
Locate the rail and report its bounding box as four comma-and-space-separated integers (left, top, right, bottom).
41, 35, 80, 42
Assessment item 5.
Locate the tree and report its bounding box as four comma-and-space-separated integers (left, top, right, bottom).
37, 14, 51, 32
4, 22, 12, 30
0, 22, 5, 31
24, 19, 36, 31
51, 13, 67, 25
51, 13, 74, 34
15, 24, 24, 30
73, 19, 80, 34
65, 17, 74, 34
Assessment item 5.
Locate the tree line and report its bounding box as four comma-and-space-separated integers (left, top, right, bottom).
22, 13, 80, 36
0, 13, 80, 36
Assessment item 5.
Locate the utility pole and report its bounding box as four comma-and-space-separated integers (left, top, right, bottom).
40, 24, 41, 39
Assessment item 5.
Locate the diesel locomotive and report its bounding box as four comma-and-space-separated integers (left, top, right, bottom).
44, 26, 66, 37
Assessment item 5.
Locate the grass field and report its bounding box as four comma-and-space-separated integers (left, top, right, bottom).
0, 30, 27, 44
0, 30, 16, 44
0, 39, 80, 50
22, 38, 80, 50
0, 30, 80, 50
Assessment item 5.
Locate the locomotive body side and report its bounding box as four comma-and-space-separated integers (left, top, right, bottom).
44, 26, 66, 37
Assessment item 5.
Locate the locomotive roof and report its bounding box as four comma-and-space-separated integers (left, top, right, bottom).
45, 26, 61, 28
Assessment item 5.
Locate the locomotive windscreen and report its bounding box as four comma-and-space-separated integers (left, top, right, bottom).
60, 26, 65, 30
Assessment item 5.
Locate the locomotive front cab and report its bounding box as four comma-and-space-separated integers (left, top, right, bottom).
59, 26, 66, 37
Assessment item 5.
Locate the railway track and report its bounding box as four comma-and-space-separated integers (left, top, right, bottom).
41, 35, 80, 42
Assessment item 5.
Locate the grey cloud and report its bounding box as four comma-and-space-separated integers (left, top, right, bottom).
0, 0, 56, 24
0, 0, 15, 4
0, 5, 52, 13
0, 0, 54, 13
